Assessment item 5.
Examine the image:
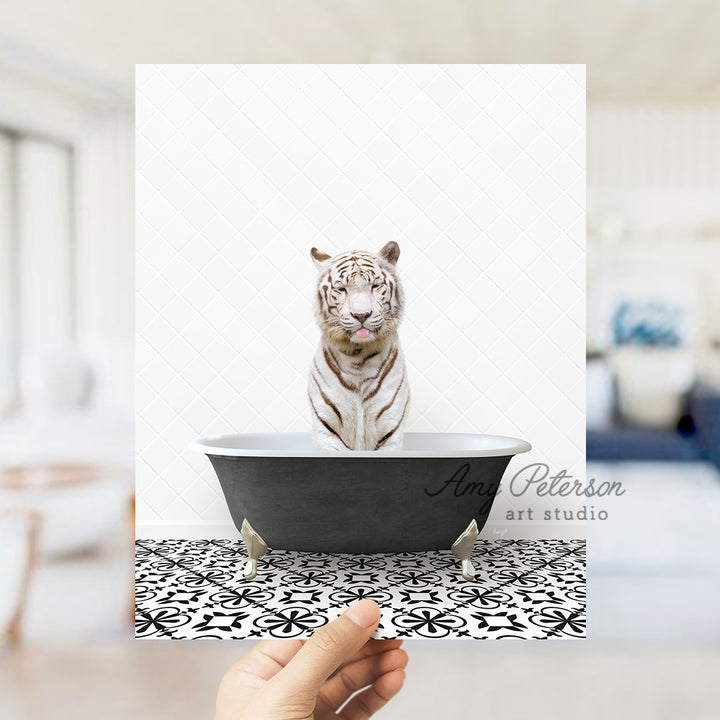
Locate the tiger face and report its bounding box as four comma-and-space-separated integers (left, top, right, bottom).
311, 242, 404, 344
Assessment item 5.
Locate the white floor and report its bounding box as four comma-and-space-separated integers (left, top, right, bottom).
3, 460, 720, 718
3, 640, 720, 720
587, 461, 720, 644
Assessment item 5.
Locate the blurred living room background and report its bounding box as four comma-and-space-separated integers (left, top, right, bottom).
1, 1, 720, 718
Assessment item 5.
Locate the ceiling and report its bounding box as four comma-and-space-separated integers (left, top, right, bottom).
0, 0, 719, 105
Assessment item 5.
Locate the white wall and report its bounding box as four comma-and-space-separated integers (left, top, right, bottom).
0, 135, 15, 413
135, 64, 586, 539
588, 105, 720, 357
74, 110, 134, 412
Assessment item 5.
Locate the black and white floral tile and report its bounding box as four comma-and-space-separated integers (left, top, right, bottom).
135, 539, 585, 640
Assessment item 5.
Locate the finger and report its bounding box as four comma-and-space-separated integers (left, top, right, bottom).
251, 639, 305, 669
266, 600, 381, 699
331, 638, 403, 673
226, 639, 303, 685
319, 648, 408, 712
339, 669, 406, 720
216, 640, 305, 720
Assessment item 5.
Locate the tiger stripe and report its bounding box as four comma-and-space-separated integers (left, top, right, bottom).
375, 395, 409, 450
362, 347, 398, 401
376, 368, 406, 421
361, 350, 380, 363
323, 347, 358, 392
309, 395, 350, 449
310, 373, 343, 425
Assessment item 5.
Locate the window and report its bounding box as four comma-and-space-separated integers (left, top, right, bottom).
0, 128, 75, 415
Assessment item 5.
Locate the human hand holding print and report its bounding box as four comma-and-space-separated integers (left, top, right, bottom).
215, 600, 407, 719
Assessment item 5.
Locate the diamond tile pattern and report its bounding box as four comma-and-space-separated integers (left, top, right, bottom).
135, 539, 585, 640
135, 64, 586, 534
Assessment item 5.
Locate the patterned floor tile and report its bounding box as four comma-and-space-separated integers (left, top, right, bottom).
135, 539, 585, 640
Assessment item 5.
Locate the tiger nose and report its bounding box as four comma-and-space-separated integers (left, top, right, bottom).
351, 312, 371, 325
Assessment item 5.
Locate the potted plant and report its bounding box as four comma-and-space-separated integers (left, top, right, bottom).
611, 300, 694, 427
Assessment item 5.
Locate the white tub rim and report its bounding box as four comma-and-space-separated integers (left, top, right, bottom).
189, 431, 532, 458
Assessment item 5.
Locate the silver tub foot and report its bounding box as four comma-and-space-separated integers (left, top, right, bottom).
241, 519, 269, 580
451, 519, 479, 581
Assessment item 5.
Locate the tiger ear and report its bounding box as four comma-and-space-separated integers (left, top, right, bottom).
310, 247, 332, 269
378, 241, 400, 266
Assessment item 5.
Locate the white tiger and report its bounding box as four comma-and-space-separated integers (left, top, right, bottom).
308, 242, 409, 451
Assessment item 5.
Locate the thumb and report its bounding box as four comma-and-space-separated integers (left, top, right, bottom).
267, 599, 381, 699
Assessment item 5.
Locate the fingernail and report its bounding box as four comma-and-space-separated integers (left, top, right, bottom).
344, 599, 380, 628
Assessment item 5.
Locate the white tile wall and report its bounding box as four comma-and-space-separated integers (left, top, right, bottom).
136, 64, 586, 538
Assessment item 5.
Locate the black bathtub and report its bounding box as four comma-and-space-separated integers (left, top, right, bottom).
190, 432, 531, 567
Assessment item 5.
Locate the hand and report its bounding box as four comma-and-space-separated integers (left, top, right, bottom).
215, 599, 407, 719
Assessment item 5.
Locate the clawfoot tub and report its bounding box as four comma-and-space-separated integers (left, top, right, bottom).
190, 432, 531, 581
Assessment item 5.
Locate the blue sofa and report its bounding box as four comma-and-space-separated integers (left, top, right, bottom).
587, 383, 720, 467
